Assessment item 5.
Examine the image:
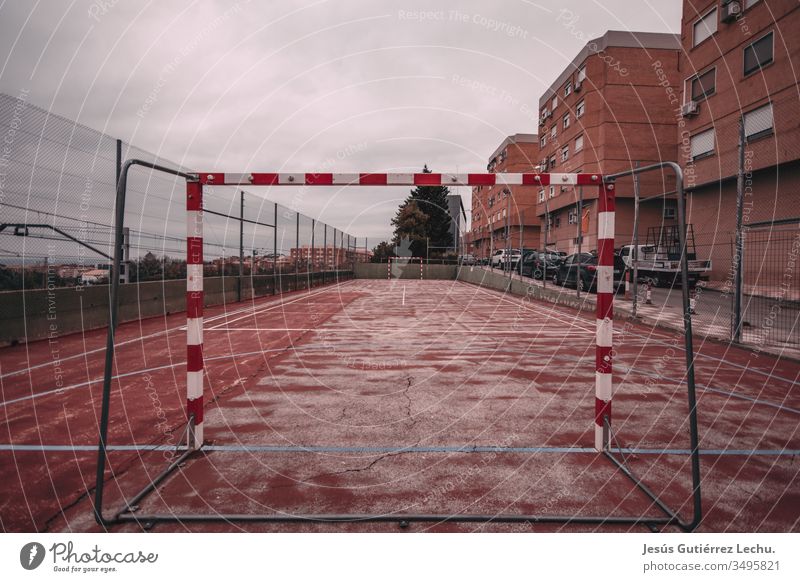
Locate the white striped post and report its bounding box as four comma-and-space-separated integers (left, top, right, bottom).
595, 181, 615, 451
186, 179, 204, 449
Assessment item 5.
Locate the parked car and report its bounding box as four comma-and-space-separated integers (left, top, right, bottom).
458, 253, 477, 265
510, 248, 537, 272
553, 252, 625, 292
490, 248, 521, 269
519, 250, 563, 279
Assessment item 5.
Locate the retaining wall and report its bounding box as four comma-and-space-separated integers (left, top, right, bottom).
0, 271, 353, 345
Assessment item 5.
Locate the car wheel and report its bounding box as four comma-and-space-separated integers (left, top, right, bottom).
553, 272, 560, 286
578, 277, 587, 293
533, 269, 542, 280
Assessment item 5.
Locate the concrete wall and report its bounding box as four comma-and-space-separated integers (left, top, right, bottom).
0, 271, 353, 346
457, 267, 591, 313
355, 263, 457, 280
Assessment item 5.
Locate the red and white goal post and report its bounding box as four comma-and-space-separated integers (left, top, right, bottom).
185, 172, 614, 451
387, 256, 423, 280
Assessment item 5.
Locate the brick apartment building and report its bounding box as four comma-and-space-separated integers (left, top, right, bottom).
535, 31, 684, 255
290, 245, 371, 267
468, 133, 540, 259
678, 0, 800, 283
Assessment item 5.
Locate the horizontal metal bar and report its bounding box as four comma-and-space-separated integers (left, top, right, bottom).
745, 217, 800, 229
117, 512, 672, 525
7, 444, 800, 456
202, 208, 275, 229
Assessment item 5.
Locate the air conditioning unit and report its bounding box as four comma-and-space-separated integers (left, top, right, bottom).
539, 117, 545, 127
721, 0, 741, 22
681, 100, 699, 117
574, 80, 582, 92
545, 109, 552, 119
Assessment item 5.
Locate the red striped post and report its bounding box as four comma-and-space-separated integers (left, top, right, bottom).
595, 181, 615, 451
186, 179, 204, 449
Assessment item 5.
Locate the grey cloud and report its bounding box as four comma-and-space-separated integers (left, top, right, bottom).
0, 0, 680, 243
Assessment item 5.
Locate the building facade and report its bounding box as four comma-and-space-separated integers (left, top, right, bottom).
468, 133, 540, 259
535, 31, 683, 255
446, 194, 466, 254
678, 0, 800, 283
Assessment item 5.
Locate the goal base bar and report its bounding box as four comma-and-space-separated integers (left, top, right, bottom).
97, 437, 697, 532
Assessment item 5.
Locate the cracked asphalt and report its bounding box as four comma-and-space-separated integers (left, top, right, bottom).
2, 279, 799, 532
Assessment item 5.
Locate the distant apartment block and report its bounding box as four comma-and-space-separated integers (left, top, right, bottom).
468, 133, 540, 258
290, 245, 371, 266
534, 30, 683, 255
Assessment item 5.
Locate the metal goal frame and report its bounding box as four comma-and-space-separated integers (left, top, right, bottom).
94, 162, 701, 531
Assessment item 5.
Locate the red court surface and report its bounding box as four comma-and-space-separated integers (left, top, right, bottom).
1, 279, 799, 532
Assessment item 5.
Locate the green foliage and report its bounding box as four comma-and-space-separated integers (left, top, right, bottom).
390, 165, 454, 258
370, 241, 394, 262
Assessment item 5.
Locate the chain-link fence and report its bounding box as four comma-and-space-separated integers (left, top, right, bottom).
0, 93, 361, 343
739, 223, 800, 347
0, 93, 359, 294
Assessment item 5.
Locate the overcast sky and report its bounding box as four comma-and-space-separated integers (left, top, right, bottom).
0, 0, 682, 243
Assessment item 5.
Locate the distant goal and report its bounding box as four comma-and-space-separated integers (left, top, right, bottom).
387, 256, 423, 280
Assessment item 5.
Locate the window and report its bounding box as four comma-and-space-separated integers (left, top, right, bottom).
540, 135, 547, 148
693, 8, 717, 47
690, 128, 715, 159
574, 134, 584, 152
568, 210, 577, 225
550, 125, 557, 139
560, 145, 569, 162
690, 68, 716, 101
744, 102, 774, 140
564, 81, 572, 97
549, 185, 556, 198
577, 65, 586, 83
552, 95, 558, 110
538, 189, 545, 202
563, 113, 570, 129
745, 0, 761, 8
548, 155, 556, 170
744, 32, 774, 75
664, 206, 677, 220
576, 99, 585, 117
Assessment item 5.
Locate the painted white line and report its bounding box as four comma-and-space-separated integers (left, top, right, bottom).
0, 281, 354, 380
0, 347, 300, 408
402, 285, 406, 306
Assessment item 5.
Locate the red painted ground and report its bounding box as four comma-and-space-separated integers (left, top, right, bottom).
1, 279, 798, 532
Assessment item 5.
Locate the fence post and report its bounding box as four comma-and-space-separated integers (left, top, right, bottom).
273, 202, 278, 295
310, 219, 315, 289
733, 117, 745, 342
238, 190, 244, 302
323, 224, 328, 284
576, 186, 582, 299
632, 161, 641, 317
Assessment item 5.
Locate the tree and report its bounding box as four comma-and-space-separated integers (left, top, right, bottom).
391, 165, 454, 258
391, 200, 430, 257
370, 241, 394, 263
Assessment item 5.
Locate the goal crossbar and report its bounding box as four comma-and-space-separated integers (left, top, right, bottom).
94, 163, 701, 531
